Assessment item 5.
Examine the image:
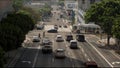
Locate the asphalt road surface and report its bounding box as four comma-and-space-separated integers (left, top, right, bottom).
11, 4, 120, 68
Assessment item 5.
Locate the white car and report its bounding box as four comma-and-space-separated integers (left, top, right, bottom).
54, 49, 65, 58
32, 36, 40, 42
42, 37, 52, 45
56, 35, 64, 42
70, 40, 78, 49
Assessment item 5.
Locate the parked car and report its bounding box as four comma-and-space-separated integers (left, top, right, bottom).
84, 61, 98, 68
47, 29, 57, 33
36, 25, 44, 30
54, 49, 65, 58
42, 37, 52, 45
56, 35, 64, 42
66, 34, 73, 41
59, 25, 61, 28
63, 25, 67, 28
42, 45, 52, 54
70, 40, 78, 49
76, 34, 85, 42
32, 36, 40, 42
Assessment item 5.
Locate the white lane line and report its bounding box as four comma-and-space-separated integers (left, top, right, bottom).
84, 54, 87, 57
87, 58, 90, 61
86, 40, 114, 68
52, 40, 55, 63
32, 46, 40, 68
81, 48, 84, 53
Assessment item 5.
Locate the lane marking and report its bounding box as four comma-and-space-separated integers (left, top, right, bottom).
86, 40, 114, 67
112, 61, 120, 65
32, 46, 40, 68
22, 61, 31, 64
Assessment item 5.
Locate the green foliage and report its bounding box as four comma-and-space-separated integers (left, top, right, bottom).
39, 4, 52, 18
20, 7, 41, 22
0, 47, 5, 68
58, 1, 64, 7
12, 0, 24, 12
112, 17, 120, 39
84, 0, 120, 45
2, 13, 35, 34
85, 0, 120, 34
0, 12, 35, 51
0, 23, 25, 51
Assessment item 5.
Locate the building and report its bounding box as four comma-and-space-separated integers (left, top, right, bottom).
0, 0, 13, 21
78, 0, 101, 11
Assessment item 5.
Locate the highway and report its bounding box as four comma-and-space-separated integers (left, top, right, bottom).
10, 2, 120, 68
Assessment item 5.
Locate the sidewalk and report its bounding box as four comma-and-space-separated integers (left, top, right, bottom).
4, 46, 25, 67
92, 35, 120, 57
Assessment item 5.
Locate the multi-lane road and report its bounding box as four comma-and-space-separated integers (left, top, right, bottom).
8, 4, 120, 68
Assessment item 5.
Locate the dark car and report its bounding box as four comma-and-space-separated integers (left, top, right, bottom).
84, 61, 98, 68
76, 34, 85, 42
42, 45, 52, 54
59, 25, 61, 28
76, 30, 80, 34
66, 34, 73, 41
63, 25, 67, 28
47, 29, 58, 33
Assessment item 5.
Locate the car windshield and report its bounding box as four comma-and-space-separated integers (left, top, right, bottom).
71, 42, 77, 44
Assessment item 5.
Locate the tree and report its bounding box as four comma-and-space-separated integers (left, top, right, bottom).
0, 23, 25, 51
21, 7, 41, 22
39, 4, 52, 19
84, 0, 120, 46
112, 17, 120, 45
0, 47, 5, 68
12, 0, 24, 12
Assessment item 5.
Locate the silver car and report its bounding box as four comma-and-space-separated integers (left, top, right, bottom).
32, 36, 40, 42
42, 37, 52, 45
56, 35, 64, 42
54, 49, 65, 58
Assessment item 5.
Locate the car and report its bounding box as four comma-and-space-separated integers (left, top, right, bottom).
70, 40, 78, 49
36, 25, 44, 30
76, 34, 85, 42
57, 18, 59, 20
32, 36, 40, 42
47, 29, 58, 33
76, 30, 80, 34
66, 34, 73, 41
42, 45, 52, 53
54, 49, 65, 58
56, 35, 64, 42
42, 37, 52, 45
63, 25, 67, 28
54, 25, 58, 29
84, 61, 98, 68
59, 25, 61, 28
